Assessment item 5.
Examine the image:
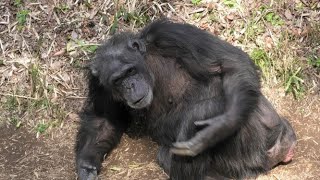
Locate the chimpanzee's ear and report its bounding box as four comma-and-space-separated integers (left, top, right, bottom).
128, 39, 146, 53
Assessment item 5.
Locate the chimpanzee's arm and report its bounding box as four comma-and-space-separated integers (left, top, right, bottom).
171, 55, 261, 156
75, 75, 129, 180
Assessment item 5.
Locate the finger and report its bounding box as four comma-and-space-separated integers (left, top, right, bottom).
173, 131, 207, 150
173, 141, 193, 149
170, 147, 197, 156
78, 162, 98, 180
87, 171, 98, 180
79, 170, 98, 180
80, 161, 97, 170
194, 119, 212, 127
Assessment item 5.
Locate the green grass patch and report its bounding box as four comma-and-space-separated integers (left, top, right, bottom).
51, 104, 67, 122
110, 11, 120, 35
54, 3, 70, 13
10, 117, 22, 128
250, 48, 272, 79
29, 63, 42, 96
17, 9, 29, 27
284, 67, 304, 98
306, 24, 320, 47
84, 44, 98, 53
245, 21, 265, 41
222, 0, 237, 8
191, 0, 202, 6
123, 11, 150, 27
208, 13, 218, 23
30, 98, 51, 109
110, 6, 150, 34
14, 0, 23, 7
264, 12, 284, 26
67, 39, 99, 57
5, 95, 19, 111
35, 123, 49, 134
308, 55, 320, 69
71, 59, 83, 68
192, 13, 202, 20
33, 104, 66, 135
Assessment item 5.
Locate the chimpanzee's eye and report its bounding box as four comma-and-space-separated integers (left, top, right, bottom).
127, 67, 137, 76
113, 77, 122, 86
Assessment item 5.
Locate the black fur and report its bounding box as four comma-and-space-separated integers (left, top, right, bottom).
75, 19, 296, 180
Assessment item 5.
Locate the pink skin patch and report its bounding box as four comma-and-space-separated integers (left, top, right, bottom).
283, 146, 295, 163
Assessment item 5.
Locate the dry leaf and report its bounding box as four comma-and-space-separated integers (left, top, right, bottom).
61, 72, 71, 83
265, 36, 273, 49
52, 49, 66, 57
285, 9, 293, 20
189, 8, 205, 15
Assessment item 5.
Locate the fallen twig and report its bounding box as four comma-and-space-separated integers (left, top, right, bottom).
0, 92, 38, 100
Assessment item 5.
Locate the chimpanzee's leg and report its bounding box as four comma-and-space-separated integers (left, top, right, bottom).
258, 96, 297, 168
157, 146, 172, 175
267, 118, 297, 167
166, 97, 225, 180
205, 170, 232, 180
170, 120, 210, 180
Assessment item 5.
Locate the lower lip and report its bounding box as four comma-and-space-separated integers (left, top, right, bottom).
134, 96, 145, 105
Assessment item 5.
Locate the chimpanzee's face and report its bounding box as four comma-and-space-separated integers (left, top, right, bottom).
90, 35, 153, 109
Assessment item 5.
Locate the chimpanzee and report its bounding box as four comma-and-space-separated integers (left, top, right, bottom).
75, 19, 297, 180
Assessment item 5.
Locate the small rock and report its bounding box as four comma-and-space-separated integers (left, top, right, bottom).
71, 31, 78, 40
226, 14, 234, 20
207, 3, 216, 11
67, 113, 79, 121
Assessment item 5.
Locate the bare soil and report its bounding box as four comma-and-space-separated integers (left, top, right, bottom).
0, 89, 319, 180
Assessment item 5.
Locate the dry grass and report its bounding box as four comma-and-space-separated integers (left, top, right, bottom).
0, 0, 319, 179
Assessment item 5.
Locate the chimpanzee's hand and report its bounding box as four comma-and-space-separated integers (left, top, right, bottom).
77, 160, 99, 180
170, 117, 219, 156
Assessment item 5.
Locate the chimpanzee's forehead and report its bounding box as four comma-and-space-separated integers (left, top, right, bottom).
101, 48, 122, 58
94, 50, 136, 72
106, 58, 123, 70
100, 50, 131, 63
97, 45, 137, 63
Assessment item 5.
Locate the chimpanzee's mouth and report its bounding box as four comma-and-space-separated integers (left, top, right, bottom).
134, 95, 146, 105
128, 87, 153, 109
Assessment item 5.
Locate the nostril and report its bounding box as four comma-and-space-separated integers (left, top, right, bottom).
126, 83, 134, 89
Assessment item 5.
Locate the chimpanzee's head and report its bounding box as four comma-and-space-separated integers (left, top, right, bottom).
90, 33, 154, 109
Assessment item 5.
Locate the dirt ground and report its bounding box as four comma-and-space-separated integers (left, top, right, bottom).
0, 89, 319, 180
0, 0, 319, 180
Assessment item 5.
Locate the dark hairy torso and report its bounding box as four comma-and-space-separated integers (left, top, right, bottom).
134, 53, 225, 145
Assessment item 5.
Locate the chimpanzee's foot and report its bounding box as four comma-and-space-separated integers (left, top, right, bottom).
282, 143, 296, 163
268, 118, 297, 167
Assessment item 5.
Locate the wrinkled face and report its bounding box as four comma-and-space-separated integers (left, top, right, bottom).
91, 36, 153, 109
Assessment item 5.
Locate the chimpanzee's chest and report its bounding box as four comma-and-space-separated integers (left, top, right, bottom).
146, 76, 224, 143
